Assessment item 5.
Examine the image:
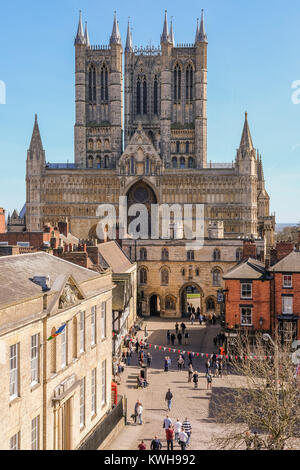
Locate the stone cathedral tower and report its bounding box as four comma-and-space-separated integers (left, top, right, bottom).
74, 11, 123, 169
124, 10, 207, 169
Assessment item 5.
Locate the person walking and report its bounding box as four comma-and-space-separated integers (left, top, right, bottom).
177, 332, 182, 345
196, 306, 201, 317
133, 400, 140, 424
192, 371, 199, 389
165, 388, 173, 411
163, 415, 172, 430
147, 351, 152, 367
184, 329, 189, 345
178, 430, 188, 451
199, 313, 204, 325
137, 402, 143, 425
174, 418, 182, 442
205, 358, 211, 374
182, 418, 192, 447
171, 333, 176, 346
190, 313, 195, 325
167, 330, 171, 344
175, 322, 179, 334
206, 371, 212, 390
177, 355, 184, 371
181, 322, 186, 335
151, 436, 162, 450
138, 440, 147, 450
126, 350, 131, 366
165, 425, 174, 451
188, 363, 193, 382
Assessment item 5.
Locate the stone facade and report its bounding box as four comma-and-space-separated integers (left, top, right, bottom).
0, 252, 113, 450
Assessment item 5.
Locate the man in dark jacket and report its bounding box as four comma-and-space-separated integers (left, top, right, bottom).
151, 436, 162, 450
165, 388, 173, 411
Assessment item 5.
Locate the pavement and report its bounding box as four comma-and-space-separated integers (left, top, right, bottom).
105, 318, 237, 451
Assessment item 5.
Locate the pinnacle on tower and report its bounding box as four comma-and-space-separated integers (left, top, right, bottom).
125, 18, 133, 52
84, 22, 90, 47
196, 9, 208, 43
195, 18, 199, 44
110, 11, 122, 45
75, 10, 85, 45
29, 114, 44, 152
239, 112, 254, 151
169, 17, 175, 46
161, 10, 171, 44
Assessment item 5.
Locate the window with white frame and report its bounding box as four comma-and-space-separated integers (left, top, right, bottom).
31, 416, 39, 450
80, 377, 85, 428
101, 303, 106, 339
31, 334, 39, 385
282, 296, 293, 314
240, 307, 253, 326
10, 432, 20, 450
91, 368, 97, 416
101, 360, 106, 406
61, 325, 67, 368
283, 274, 292, 288
241, 283, 252, 299
79, 311, 85, 353
9, 343, 19, 400
91, 306, 96, 346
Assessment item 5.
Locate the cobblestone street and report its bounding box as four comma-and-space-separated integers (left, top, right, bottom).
106, 318, 237, 451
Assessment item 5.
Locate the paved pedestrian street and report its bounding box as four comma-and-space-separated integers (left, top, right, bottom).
106, 318, 240, 451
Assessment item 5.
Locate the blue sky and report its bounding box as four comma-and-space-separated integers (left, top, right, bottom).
0, 0, 299, 223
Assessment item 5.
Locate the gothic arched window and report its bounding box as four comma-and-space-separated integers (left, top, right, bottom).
186, 64, 193, 101
161, 268, 169, 286
213, 249, 221, 261
180, 157, 185, 169
187, 250, 194, 261
136, 77, 141, 114
176, 141, 180, 153
143, 77, 147, 115
154, 76, 158, 115
104, 155, 109, 168
186, 141, 190, 153
206, 298, 215, 311
174, 64, 181, 102
101, 64, 108, 101
139, 268, 147, 285
87, 155, 93, 168
161, 248, 169, 260
172, 157, 177, 168
140, 248, 147, 260
145, 157, 150, 175
165, 296, 176, 310
88, 65, 96, 103
188, 157, 195, 169
130, 156, 135, 175
212, 269, 221, 287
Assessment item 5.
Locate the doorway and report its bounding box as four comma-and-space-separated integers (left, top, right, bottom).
149, 295, 160, 316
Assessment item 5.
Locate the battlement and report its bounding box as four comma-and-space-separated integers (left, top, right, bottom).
89, 45, 111, 50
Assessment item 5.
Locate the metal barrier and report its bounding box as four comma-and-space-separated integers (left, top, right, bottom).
78, 396, 124, 450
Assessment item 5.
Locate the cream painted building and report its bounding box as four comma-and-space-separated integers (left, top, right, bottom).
0, 252, 114, 450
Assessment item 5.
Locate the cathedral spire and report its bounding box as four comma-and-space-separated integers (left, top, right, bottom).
110, 11, 121, 45
169, 17, 175, 46
75, 10, 85, 45
125, 18, 133, 52
29, 114, 44, 152
161, 10, 170, 43
239, 112, 254, 151
84, 21, 90, 47
197, 9, 208, 43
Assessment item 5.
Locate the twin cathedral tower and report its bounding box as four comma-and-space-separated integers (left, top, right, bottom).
25, 10, 275, 250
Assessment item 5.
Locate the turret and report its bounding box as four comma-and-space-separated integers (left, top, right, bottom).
74, 10, 85, 45
27, 114, 45, 171
74, 10, 87, 166
195, 10, 208, 168
236, 112, 257, 175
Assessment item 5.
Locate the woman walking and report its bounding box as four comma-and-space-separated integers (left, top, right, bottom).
188, 363, 193, 383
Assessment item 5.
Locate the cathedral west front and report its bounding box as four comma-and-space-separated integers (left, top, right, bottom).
25, 10, 275, 317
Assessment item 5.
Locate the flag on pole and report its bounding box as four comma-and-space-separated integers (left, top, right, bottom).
47, 324, 66, 341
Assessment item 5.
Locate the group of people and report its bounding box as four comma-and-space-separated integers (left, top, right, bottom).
167, 322, 190, 346
137, 416, 193, 451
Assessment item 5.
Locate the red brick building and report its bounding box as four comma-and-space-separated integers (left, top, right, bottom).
223, 250, 300, 347
0, 208, 5, 233
223, 258, 272, 337
269, 250, 300, 344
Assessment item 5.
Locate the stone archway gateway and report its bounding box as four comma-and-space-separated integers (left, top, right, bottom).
126, 180, 158, 238
179, 282, 204, 318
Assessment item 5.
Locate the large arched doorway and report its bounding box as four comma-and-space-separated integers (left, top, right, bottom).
149, 294, 161, 316
126, 181, 157, 238
180, 283, 203, 317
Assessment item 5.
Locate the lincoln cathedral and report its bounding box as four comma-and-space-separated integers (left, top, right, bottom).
25, 10, 275, 316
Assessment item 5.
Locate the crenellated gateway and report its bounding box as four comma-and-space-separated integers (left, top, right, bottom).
25, 11, 275, 317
